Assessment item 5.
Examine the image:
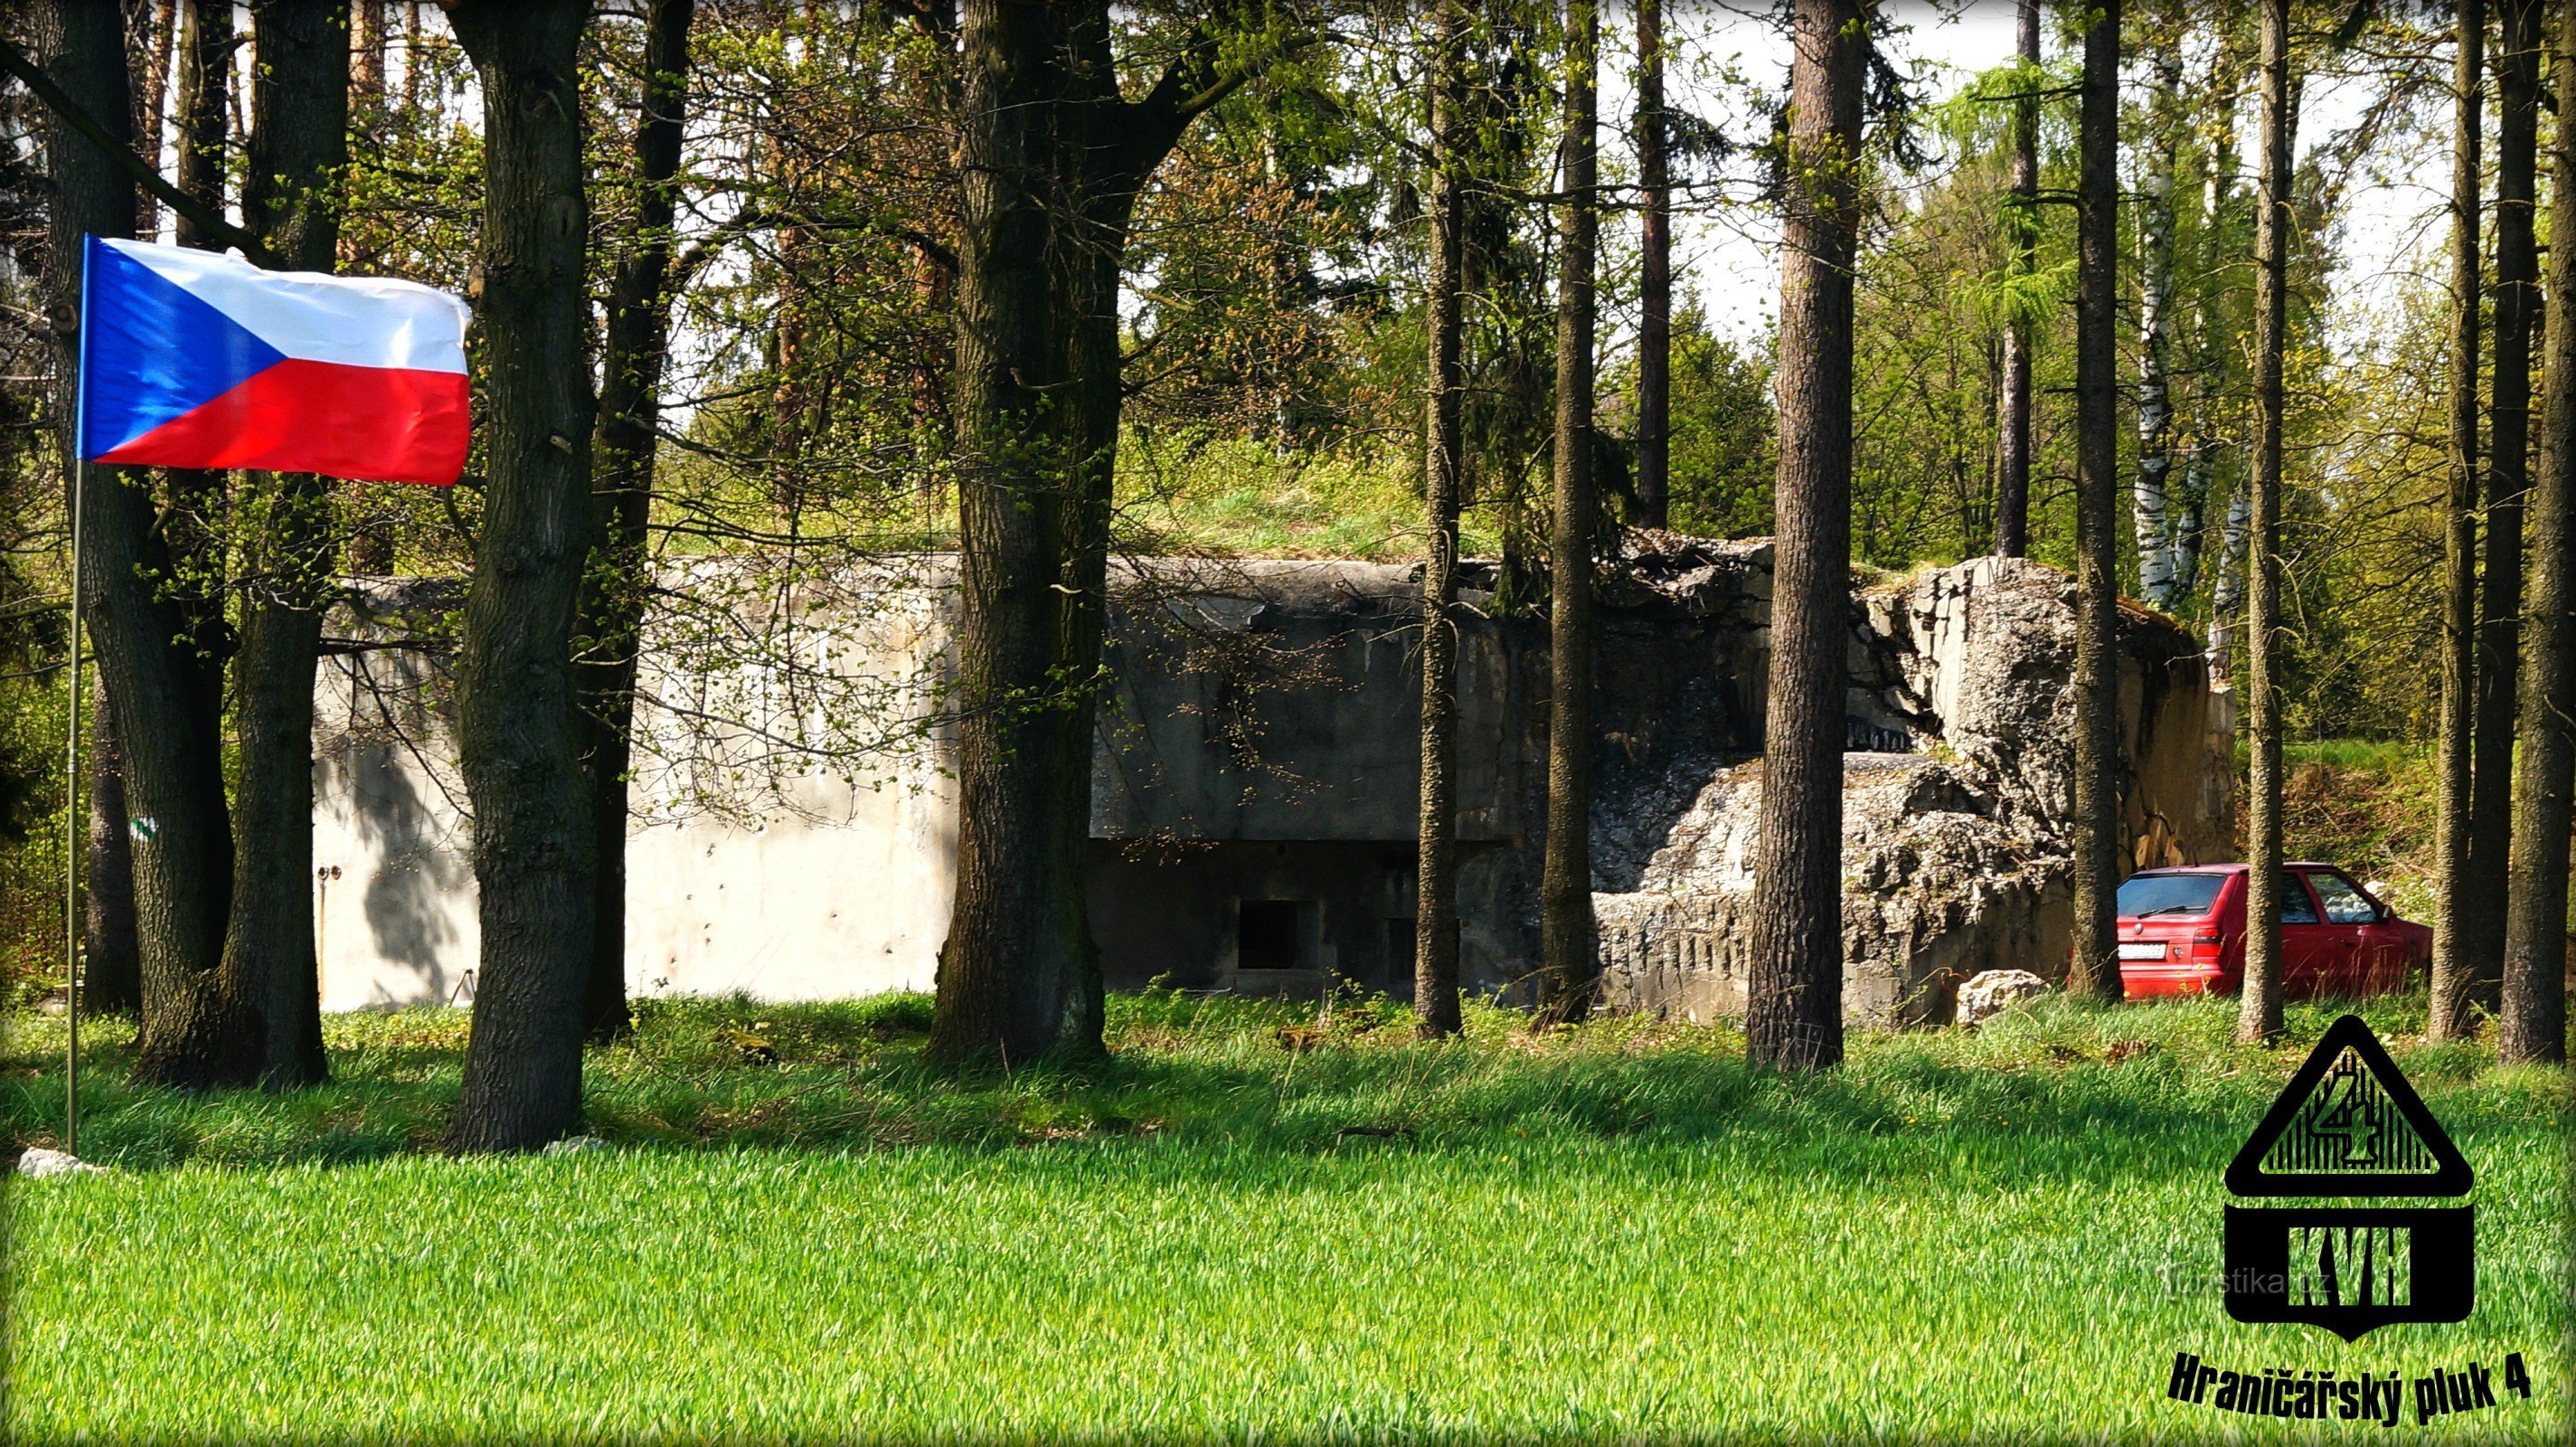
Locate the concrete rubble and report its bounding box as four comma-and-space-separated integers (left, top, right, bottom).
15, 1147, 109, 1177
1955, 969, 2056, 1027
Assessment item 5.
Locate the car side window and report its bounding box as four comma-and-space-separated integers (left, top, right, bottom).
2278, 873, 2320, 924
2307, 872, 2381, 925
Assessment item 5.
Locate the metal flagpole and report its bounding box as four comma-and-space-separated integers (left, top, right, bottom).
63, 233, 91, 1158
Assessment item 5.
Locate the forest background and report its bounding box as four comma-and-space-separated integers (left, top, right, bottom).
0, 0, 2486, 992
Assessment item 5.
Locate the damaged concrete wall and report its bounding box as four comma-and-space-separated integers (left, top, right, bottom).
307, 544, 2230, 1026
1596, 553, 2233, 1027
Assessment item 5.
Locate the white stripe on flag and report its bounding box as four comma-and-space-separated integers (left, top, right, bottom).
100, 238, 471, 375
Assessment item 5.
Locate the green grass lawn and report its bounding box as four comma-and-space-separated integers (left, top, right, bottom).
2, 990, 2564, 1443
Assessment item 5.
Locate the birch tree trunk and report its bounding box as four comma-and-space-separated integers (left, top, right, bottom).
2182, 34, 2244, 648
1994, 0, 2038, 560
2132, 35, 2184, 612
2204, 485, 2250, 681
1746, 0, 1863, 1072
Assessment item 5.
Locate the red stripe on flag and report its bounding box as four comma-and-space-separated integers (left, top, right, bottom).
98, 357, 469, 487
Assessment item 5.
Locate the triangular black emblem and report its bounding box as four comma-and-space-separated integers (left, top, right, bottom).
2226, 1015, 2472, 1197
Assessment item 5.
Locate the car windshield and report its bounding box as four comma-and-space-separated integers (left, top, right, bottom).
2118, 873, 2225, 919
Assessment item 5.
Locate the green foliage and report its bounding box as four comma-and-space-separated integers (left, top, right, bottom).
1114, 435, 1449, 562
4, 990, 2562, 1442
1653, 305, 1776, 539
2264, 740, 2441, 923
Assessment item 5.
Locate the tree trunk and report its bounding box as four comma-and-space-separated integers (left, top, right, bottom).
80, 699, 139, 1012
353, 0, 385, 102
1415, 0, 1467, 1040
446, 3, 599, 1151
37, 0, 251, 1089
926, 2, 1216, 1064
2465, 0, 2543, 1017
1746, 0, 1862, 1072
2132, 33, 2184, 612
1043, 5, 1186, 1058
929, 2, 1087, 1066
2184, 33, 2245, 655
2066, 0, 2122, 1005
165, 0, 232, 717
216, 0, 350, 1092
2432, 1, 2488, 1042
2204, 483, 2250, 682
173, 0, 231, 251
2500, 0, 2575, 1067
2238, 0, 2298, 1045
1537, 0, 1599, 1027
132, 1, 175, 237
574, 0, 694, 1045
1633, 0, 1668, 531
1994, 0, 2038, 560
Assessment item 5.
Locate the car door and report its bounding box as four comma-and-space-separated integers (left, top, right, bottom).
2307, 868, 2400, 992
2276, 871, 2336, 997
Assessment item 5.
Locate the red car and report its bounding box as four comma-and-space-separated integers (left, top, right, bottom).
2114, 863, 2430, 999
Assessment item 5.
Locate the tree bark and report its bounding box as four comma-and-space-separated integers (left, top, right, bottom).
2204, 483, 2250, 681
927, 2, 1224, 1064
133, 1, 175, 238
574, 0, 694, 1045
2132, 33, 2184, 612
1415, 0, 1467, 1040
1045, 5, 1184, 1058
80, 699, 139, 1012
38, 0, 250, 1089
173, 0, 231, 252
1633, 0, 1668, 531
1994, 0, 2038, 560
2238, 0, 2298, 1045
2465, 0, 2543, 1017
446, 3, 599, 1151
353, 0, 385, 102
2500, 0, 2574, 1067
217, 0, 350, 1092
2066, 0, 2123, 1005
1537, 0, 1599, 1027
165, 0, 232, 719
2185, 32, 2245, 665
1747, 0, 1862, 1072
2432, 0, 2488, 1042
930, 0, 1066, 1066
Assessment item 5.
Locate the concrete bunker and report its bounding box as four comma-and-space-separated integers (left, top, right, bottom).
310, 541, 2231, 1026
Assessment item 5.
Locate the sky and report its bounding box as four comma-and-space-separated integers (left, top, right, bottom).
1634, 0, 2440, 349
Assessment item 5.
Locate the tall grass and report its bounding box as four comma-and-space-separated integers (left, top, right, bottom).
3, 990, 2562, 1442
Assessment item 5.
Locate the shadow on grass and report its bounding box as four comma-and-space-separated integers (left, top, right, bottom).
1, 988, 2553, 1181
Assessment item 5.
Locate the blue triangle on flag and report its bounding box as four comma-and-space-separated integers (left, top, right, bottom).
80, 237, 285, 459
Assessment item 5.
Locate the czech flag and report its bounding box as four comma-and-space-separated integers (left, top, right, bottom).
78, 236, 472, 487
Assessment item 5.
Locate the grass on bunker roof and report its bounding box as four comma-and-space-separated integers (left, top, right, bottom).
3, 988, 2565, 1443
